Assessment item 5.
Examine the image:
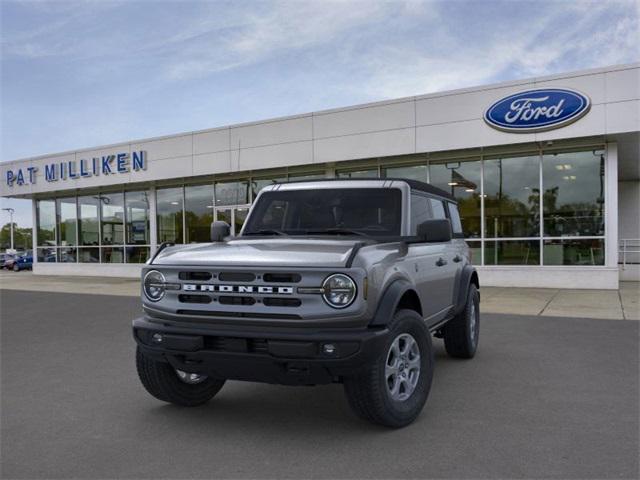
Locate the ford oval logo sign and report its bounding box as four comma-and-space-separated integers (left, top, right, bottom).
484, 88, 591, 133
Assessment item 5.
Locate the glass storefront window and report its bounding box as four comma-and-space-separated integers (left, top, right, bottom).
542, 150, 605, 237
384, 164, 428, 183
252, 177, 286, 198
125, 191, 150, 245
484, 240, 540, 265
543, 239, 604, 265
37, 246, 56, 262
185, 184, 214, 243
484, 155, 540, 238
78, 196, 100, 246
126, 246, 150, 263
157, 187, 184, 243
101, 247, 124, 263
56, 198, 77, 246
465, 240, 481, 264
336, 169, 379, 178
235, 207, 250, 234
58, 247, 77, 263
430, 159, 481, 238
288, 172, 325, 181
215, 208, 232, 225
36, 200, 56, 246
215, 180, 249, 206
100, 193, 124, 245
78, 247, 100, 263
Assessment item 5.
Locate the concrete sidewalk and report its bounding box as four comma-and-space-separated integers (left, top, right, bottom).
1, 271, 638, 320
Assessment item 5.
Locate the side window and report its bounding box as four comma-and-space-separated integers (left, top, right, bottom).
429, 199, 447, 219
448, 203, 464, 235
410, 194, 432, 234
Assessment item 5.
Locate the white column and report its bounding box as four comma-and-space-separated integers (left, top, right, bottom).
325, 162, 336, 179
605, 142, 618, 271
31, 199, 37, 264
149, 186, 157, 254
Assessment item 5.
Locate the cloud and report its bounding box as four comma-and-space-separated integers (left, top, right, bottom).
351, 0, 639, 100
163, 1, 402, 80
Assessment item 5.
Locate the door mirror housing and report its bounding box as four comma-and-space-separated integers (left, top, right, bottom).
211, 221, 231, 242
416, 219, 452, 243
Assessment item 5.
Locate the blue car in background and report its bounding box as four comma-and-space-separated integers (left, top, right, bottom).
12, 253, 33, 271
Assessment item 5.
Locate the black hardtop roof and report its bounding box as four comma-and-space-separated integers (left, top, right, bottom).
276, 177, 456, 202
387, 178, 455, 201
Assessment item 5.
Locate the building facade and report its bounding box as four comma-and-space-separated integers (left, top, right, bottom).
2, 63, 639, 289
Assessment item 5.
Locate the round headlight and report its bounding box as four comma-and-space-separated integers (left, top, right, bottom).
322, 274, 357, 309
143, 270, 166, 302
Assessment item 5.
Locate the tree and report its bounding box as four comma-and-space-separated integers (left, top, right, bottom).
0, 223, 32, 251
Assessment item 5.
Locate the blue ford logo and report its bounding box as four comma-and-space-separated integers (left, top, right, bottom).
484, 88, 591, 133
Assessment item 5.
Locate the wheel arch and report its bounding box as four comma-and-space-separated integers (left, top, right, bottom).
453, 265, 480, 315
370, 279, 423, 326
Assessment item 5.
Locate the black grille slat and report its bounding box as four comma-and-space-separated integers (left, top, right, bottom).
202, 336, 269, 354
263, 297, 302, 307
263, 273, 301, 283
179, 271, 213, 281
219, 296, 256, 306
249, 339, 269, 353
178, 294, 212, 304
219, 272, 256, 282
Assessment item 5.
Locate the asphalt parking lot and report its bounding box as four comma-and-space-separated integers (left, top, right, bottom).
1, 289, 638, 479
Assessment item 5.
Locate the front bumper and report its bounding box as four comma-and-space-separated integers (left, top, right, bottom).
133, 316, 390, 385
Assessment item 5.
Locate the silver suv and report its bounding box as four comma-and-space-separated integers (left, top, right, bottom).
133, 179, 480, 427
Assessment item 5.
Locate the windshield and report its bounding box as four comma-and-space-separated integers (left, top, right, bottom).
243, 188, 402, 236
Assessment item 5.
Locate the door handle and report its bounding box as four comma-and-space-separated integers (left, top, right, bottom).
436, 257, 447, 267
453, 255, 462, 263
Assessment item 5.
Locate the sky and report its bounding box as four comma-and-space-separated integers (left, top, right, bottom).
1, 0, 639, 228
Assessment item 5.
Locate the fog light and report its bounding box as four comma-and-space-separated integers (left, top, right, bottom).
323, 343, 336, 355
152, 333, 163, 344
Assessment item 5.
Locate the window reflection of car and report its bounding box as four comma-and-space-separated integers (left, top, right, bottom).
12, 253, 33, 272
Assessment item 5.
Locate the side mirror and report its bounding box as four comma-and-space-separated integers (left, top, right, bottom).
416, 219, 452, 243
210, 221, 231, 242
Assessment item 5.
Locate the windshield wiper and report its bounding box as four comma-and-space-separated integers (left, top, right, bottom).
306, 228, 368, 237
243, 229, 287, 236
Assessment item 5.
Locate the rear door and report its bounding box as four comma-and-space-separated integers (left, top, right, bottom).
407, 194, 454, 322
427, 198, 458, 315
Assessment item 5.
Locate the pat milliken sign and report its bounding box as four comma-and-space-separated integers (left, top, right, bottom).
5, 151, 147, 187
484, 88, 591, 133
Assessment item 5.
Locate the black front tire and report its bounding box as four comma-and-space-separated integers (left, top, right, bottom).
343, 309, 434, 428
443, 283, 480, 358
136, 347, 225, 406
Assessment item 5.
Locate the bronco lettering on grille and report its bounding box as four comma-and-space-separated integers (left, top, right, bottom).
182, 284, 294, 294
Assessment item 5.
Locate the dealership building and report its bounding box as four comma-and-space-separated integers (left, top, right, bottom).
1, 63, 638, 289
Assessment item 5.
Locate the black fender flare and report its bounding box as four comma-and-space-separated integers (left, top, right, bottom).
369, 278, 419, 327
453, 265, 479, 315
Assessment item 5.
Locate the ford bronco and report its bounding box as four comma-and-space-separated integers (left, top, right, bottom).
133, 179, 480, 427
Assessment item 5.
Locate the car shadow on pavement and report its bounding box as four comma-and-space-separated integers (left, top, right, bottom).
134, 342, 456, 435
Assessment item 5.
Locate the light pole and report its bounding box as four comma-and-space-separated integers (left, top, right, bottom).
2, 207, 15, 251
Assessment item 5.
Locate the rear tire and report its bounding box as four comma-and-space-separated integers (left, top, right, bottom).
136, 347, 225, 406
12, 264, 19, 272
443, 283, 479, 358
343, 309, 434, 428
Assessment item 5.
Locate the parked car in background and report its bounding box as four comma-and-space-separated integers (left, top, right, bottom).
12, 252, 33, 271
2, 253, 17, 270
